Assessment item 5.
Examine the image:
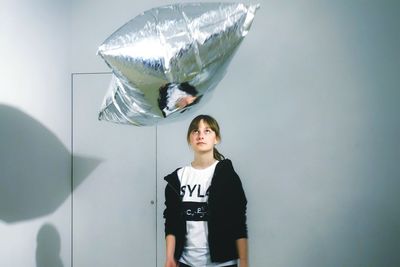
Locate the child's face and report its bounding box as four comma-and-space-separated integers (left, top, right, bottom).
189, 120, 219, 154
176, 95, 197, 109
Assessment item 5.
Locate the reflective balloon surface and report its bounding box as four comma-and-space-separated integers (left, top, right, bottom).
97, 2, 259, 126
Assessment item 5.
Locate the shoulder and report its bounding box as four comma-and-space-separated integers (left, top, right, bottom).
215, 158, 235, 173
214, 159, 241, 182
164, 167, 181, 182
164, 164, 194, 182
213, 159, 246, 198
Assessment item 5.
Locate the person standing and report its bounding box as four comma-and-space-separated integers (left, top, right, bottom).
163, 114, 249, 267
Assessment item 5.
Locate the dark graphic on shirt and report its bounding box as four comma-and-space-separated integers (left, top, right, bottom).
180, 184, 210, 198
182, 202, 208, 221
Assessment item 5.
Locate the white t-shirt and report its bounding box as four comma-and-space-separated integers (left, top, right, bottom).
178, 161, 237, 267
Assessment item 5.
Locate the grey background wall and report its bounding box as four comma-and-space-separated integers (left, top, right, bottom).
72, 74, 157, 266
0, 0, 71, 266
1, 0, 400, 266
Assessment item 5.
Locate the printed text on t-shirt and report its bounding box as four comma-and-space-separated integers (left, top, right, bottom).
180, 184, 210, 198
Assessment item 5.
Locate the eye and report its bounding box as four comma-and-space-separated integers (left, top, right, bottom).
205, 129, 214, 134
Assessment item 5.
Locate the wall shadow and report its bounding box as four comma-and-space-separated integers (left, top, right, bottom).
0, 104, 101, 223
36, 223, 64, 267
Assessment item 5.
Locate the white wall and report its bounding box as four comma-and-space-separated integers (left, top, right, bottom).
0, 0, 71, 267
1, 0, 399, 266
160, 1, 399, 266
71, 74, 157, 267
72, 0, 400, 266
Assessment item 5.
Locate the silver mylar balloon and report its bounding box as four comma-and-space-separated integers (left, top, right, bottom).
97, 2, 259, 126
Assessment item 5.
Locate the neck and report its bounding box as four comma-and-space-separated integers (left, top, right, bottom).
192, 151, 216, 169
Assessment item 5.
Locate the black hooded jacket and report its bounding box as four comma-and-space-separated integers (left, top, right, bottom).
163, 159, 248, 262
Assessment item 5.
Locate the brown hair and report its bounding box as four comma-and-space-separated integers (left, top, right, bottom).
187, 114, 225, 161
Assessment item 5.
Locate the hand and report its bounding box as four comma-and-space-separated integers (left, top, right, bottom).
239, 259, 249, 267
164, 257, 178, 267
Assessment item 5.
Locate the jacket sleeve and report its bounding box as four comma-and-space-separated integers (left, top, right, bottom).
163, 181, 180, 237
231, 168, 248, 239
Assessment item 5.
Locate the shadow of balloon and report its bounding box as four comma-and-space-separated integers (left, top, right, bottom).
0, 104, 101, 223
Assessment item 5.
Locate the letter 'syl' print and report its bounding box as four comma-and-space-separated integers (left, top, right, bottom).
180, 184, 210, 198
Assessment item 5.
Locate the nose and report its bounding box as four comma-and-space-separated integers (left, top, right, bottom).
197, 131, 205, 139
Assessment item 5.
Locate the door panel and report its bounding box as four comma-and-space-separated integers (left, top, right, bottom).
72, 73, 156, 267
